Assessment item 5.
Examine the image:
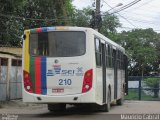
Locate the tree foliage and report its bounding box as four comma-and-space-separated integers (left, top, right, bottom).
99, 12, 121, 36
0, 0, 121, 47
144, 77, 160, 98
71, 7, 121, 35
111, 28, 160, 76
0, 0, 23, 46
0, 0, 73, 47
71, 7, 92, 27
22, 0, 73, 28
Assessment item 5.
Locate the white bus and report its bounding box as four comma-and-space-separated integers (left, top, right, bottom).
23, 26, 128, 112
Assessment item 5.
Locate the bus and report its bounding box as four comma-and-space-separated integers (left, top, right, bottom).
22, 26, 128, 112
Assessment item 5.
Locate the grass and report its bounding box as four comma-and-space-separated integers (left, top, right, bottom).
125, 89, 139, 100
125, 89, 160, 101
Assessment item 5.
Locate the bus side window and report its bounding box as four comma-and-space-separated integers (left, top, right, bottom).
120, 51, 123, 69
108, 45, 112, 68
105, 43, 109, 67
117, 50, 119, 69
95, 38, 102, 66
118, 51, 123, 69
117, 50, 121, 69
112, 49, 116, 68
110, 46, 113, 68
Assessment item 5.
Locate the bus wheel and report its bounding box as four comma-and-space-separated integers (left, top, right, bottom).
48, 104, 66, 112
117, 98, 124, 105
102, 89, 111, 112
117, 88, 124, 105
117, 94, 124, 105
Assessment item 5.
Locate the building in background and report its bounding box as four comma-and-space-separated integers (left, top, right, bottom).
0, 47, 22, 101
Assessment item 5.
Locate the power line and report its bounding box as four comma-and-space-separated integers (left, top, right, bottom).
111, 0, 141, 14
123, 0, 154, 13
102, 1, 160, 28
120, 17, 160, 25
118, 26, 137, 30
154, 30, 160, 32
0, 13, 72, 22
127, 8, 160, 14
121, 26, 135, 29
117, 0, 160, 20
118, 15, 137, 28
121, 11, 159, 19
102, 0, 137, 28
117, 27, 160, 33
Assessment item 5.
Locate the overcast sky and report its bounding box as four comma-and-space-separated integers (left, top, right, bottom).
72, 0, 160, 32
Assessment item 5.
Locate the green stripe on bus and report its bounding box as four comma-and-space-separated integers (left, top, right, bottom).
30, 29, 36, 33
30, 56, 35, 92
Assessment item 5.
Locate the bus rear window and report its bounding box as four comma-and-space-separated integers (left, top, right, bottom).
29, 31, 86, 57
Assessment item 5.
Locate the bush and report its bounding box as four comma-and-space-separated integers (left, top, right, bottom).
144, 77, 160, 98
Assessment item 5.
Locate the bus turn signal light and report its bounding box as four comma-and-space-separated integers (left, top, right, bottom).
82, 69, 93, 93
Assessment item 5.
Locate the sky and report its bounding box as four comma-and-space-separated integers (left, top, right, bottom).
72, 0, 160, 33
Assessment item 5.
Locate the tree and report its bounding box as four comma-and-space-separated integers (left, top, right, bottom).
0, 0, 23, 46
71, 7, 92, 27
0, 0, 73, 47
22, 0, 73, 28
99, 12, 121, 36
71, 7, 121, 36
1, 0, 121, 47
144, 77, 160, 98
111, 28, 160, 76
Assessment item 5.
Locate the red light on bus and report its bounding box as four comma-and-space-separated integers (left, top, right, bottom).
82, 69, 93, 93
23, 70, 33, 93
36, 28, 42, 33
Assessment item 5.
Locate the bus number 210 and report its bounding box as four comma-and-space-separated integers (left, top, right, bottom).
59, 79, 72, 85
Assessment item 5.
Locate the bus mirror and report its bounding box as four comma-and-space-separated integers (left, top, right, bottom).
23, 34, 26, 40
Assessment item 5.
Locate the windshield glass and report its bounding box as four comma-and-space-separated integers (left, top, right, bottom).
29, 31, 86, 57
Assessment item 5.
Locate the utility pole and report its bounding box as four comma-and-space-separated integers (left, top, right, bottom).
95, 0, 101, 31
96, 0, 101, 17
90, 0, 101, 31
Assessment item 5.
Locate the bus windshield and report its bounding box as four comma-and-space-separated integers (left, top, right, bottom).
29, 31, 86, 57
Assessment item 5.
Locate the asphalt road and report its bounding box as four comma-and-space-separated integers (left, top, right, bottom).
0, 100, 160, 120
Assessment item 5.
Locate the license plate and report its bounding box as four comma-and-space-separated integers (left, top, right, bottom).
52, 88, 64, 93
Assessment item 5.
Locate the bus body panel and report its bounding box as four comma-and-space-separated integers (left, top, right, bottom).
117, 69, 123, 99
23, 27, 98, 103
46, 56, 91, 96
23, 88, 96, 103
95, 68, 103, 104
22, 27, 127, 106
106, 68, 114, 101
